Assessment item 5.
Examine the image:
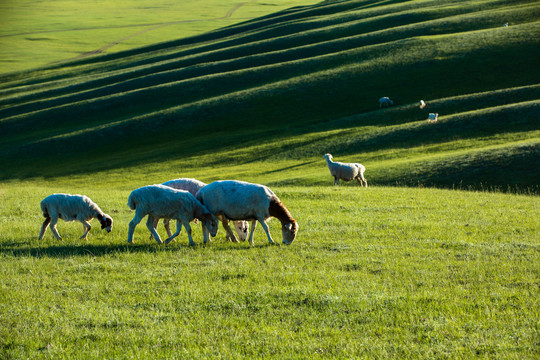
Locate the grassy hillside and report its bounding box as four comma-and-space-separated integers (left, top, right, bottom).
0, 0, 317, 74
0, 0, 539, 192
1, 2, 539, 358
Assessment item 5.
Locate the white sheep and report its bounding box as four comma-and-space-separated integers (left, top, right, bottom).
196, 180, 298, 246
38, 193, 113, 240
323, 153, 367, 187
428, 113, 438, 123
419, 100, 426, 109
379, 97, 393, 108
127, 184, 219, 246
159, 178, 249, 242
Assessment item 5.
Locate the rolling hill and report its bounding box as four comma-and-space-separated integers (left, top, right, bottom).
0, 0, 539, 192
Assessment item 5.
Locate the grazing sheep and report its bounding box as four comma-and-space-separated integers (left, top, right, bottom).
323, 153, 367, 187
38, 194, 113, 240
379, 97, 393, 108
419, 100, 426, 109
428, 113, 439, 123
196, 180, 298, 246
127, 184, 219, 246
159, 178, 249, 242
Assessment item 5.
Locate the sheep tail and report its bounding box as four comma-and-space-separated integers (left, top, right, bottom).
40, 201, 49, 218
127, 193, 136, 210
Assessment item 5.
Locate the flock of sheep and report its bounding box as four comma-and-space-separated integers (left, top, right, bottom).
38, 96, 444, 244
39, 96, 443, 244
380, 96, 438, 123
38, 154, 369, 245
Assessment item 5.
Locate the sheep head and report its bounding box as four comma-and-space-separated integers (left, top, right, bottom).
282, 220, 298, 245
99, 214, 113, 233
200, 212, 219, 238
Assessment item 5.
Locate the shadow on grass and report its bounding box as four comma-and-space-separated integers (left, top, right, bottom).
0, 240, 274, 258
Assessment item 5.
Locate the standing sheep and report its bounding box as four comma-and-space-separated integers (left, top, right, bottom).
324, 153, 367, 187
158, 178, 249, 242
127, 184, 219, 246
428, 113, 439, 123
196, 180, 298, 246
38, 193, 113, 240
379, 97, 393, 108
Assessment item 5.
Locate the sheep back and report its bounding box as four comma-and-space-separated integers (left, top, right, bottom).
128, 185, 204, 221
330, 162, 362, 181
162, 178, 206, 196
41, 193, 102, 222
196, 180, 274, 221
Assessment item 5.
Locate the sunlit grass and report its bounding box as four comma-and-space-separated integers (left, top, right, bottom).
0, 179, 538, 358
0, 0, 317, 74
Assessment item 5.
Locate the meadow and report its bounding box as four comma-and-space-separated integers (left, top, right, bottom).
1, 0, 539, 358
0, 0, 316, 74
1, 174, 539, 359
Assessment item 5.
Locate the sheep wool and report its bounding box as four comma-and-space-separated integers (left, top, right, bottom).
324, 153, 367, 187
161, 178, 249, 242
196, 180, 298, 245
39, 193, 113, 240
127, 184, 219, 245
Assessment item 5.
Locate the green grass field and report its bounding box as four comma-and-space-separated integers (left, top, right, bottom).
1, 0, 539, 358
1, 177, 539, 359
0, 0, 316, 74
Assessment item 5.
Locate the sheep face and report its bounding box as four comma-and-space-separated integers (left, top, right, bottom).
201, 213, 219, 238
100, 214, 113, 233
234, 221, 249, 241
282, 221, 298, 245
324, 153, 333, 161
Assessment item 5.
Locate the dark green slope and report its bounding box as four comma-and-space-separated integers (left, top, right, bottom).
0, 0, 539, 191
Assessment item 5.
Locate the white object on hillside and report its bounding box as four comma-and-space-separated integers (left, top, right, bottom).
196, 180, 298, 246
379, 96, 394, 108
39, 193, 113, 240
127, 184, 218, 245
428, 113, 439, 123
160, 178, 249, 242
323, 153, 367, 187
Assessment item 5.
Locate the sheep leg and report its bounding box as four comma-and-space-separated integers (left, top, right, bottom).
80, 221, 91, 240
39, 216, 51, 240
334, 177, 339, 186
183, 222, 196, 246
164, 220, 183, 244
127, 213, 144, 244
49, 218, 62, 241
202, 225, 211, 244
146, 216, 163, 244
258, 218, 276, 245
163, 218, 174, 238
247, 220, 258, 246
149, 217, 160, 240
221, 218, 238, 243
